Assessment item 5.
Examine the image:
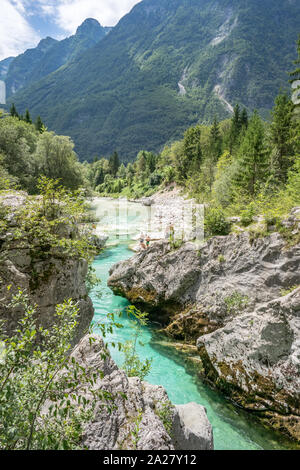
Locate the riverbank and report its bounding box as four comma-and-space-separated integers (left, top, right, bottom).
90, 239, 298, 449
107, 206, 300, 444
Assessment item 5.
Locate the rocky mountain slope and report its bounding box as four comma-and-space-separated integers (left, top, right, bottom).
108, 212, 300, 440
4, 19, 109, 98
8, 0, 300, 161
0, 57, 14, 82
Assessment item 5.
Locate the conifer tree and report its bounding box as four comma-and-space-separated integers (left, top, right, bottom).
117, 163, 126, 179
240, 108, 249, 129
270, 93, 294, 182
35, 116, 44, 133
24, 109, 32, 124
10, 103, 19, 118
109, 151, 120, 177
209, 117, 222, 160
235, 111, 268, 197
229, 104, 242, 152
183, 125, 202, 176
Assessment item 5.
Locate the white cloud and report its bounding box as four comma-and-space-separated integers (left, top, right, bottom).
54, 0, 141, 34
0, 0, 40, 60
0, 0, 141, 60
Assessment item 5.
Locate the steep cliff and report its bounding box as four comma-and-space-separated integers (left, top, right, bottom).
0, 191, 94, 345
197, 288, 300, 442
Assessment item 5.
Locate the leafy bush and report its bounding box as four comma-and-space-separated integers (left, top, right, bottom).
0, 290, 113, 450
224, 291, 249, 316
121, 306, 152, 381
240, 203, 256, 227
204, 207, 231, 237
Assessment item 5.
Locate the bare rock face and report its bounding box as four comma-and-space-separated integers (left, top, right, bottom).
71, 335, 214, 450
108, 225, 300, 440
108, 232, 300, 336
0, 193, 94, 345
173, 403, 214, 450
197, 288, 300, 442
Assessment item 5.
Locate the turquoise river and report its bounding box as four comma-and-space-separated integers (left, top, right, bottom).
90, 198, 296, 451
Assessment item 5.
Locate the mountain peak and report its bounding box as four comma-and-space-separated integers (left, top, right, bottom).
37, 37, 57, 51
76, 18, 103, 36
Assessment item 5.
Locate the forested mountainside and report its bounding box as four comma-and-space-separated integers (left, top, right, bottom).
3, 19, 110, 97
7, 0, 300, 162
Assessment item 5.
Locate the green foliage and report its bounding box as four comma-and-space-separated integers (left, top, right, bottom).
205, 207, 231, 237
224, 292, 250, 316
130, 409, 143, 449
270, 93, 295, 182
234, 111, 269, 197
86, 265, 102, 296
0, 290, 114, 450
6, 177, 96, 265
280, 285, 299, 297
240, 203, 256, 227
0, 112, 85, 193
121, 306, 152, 381
155, 400, 174, 437
0, 202, 9, 235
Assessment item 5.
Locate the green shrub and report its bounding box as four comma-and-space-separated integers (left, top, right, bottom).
0, 290, 114, 450
205, 207, 231, 237
240, 203, 256, 227
121, 306, 152, 381
280, 285, 299, 296
224, 291, 249, 316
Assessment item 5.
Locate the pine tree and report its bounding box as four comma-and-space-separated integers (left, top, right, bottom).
35, 116, 44, 133
240, 108, 249, 129
183, 125, 202, 175
209, 117, 222, 160
146, 152, 157, 173
109, 151, 120, 177
229, 104, 242, 153
24, 109, 32, 124
270, 93, 294, 182
204, 117, 222, 192
235, 111, 268, 197
95, 167, 104, 186
10, 103, 19, 118
117, 163, 126, 179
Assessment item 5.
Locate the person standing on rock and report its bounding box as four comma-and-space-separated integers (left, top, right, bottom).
139, 233, 146, 250
146, 234, 151, 248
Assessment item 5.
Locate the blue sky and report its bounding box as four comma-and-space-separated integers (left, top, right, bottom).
0, 0, 141, 60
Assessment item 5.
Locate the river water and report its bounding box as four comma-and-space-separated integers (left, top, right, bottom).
90, 198, 295, 450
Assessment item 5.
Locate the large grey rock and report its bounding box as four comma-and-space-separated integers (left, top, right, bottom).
71, 335, 214, 450
173, 403, 214, 450
108, 221, 300, 440
108, 230, 300, 335
197, 288, 300, 441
